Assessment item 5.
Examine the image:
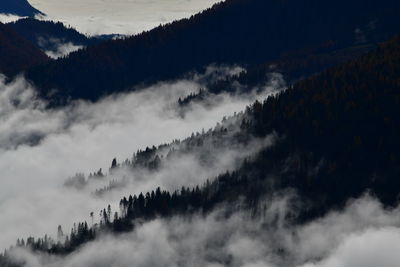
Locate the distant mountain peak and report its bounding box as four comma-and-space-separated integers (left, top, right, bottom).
0, 0, 44, 17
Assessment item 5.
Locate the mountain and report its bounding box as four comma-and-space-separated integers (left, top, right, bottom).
7, 19, 91, 49
0, 0, 43, 17
25, 0, 400, 103
3, 34, 399, 261
0, 22, 49, 77
6, 18, 115, 55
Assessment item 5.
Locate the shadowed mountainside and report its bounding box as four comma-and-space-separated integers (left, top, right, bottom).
26, 0, 400, 103
7, 18, 114, 54
0, 22, 49, 77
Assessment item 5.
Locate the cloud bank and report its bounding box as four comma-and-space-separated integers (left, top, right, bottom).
36, 37, 84, 59
28, 0, 223, 35
0, 66, 284, 251
8, 195, 400, 267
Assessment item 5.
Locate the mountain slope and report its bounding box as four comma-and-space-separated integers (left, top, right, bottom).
0, 0, 43, 17
6, 18, 108, 58
26, 0, 400, 103
7, 19, 91, 49
3, 35, 400, 260
0, 22, 49, 77
6, 18, 111, 53
243, 35, 400, 212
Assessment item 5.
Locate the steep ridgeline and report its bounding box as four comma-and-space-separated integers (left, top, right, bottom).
0, 0, 43, 17
25, 0, 400, 103
0, 22, 49, 77
6, 19, 112, 56
2, 35, 400, 263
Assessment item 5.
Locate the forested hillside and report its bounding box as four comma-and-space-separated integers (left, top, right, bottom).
25, 0, 400, 103
241, 35, 400, 211
0, 22, 49, 77
7, 19, 90, 51
2, 33, 399, 266
7, 19, 112, 54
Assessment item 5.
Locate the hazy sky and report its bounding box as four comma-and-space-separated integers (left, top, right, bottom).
28, 0, 222, 35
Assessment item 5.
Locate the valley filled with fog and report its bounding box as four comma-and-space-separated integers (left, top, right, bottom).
1, 0, 400, 266
0, 66, 283, 252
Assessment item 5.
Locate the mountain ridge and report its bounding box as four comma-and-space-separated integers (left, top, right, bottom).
6, 18, 110, 56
